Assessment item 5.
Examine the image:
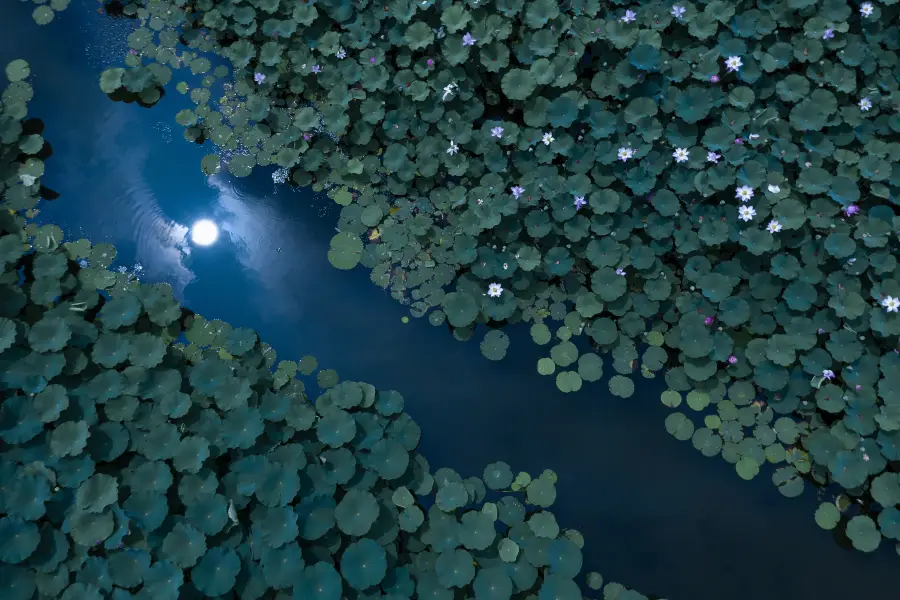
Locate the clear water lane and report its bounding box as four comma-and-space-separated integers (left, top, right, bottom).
2, 3, 896, 599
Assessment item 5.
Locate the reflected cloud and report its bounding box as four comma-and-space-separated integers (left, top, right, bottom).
206, 174, 314, 321
75, 106, 196, 297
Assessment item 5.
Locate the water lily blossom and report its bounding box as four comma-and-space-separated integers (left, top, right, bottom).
574, 196, 587, 210
703, 316, 714, 326
510, 185, 525, 199
735, 185, 754, 202
844, 204, 860, 217
858, 97, 872, 111
617, 147, 635, 161
672, 148, 689, 163
823, 28, 834, 40
767, 184, 781, 193
706, 151, 720, 164
370, 56, 377, 64
312, 65, 322, 73
491, 126, 504, 138
621, 9, 636, 22
442, 81, 458, 101
738, 205, 756, 222
671, 5, 686, 18
541, 132, 554, 145
462, 32, 477, 46
710, 74, 720, 83
860, 2, 874, 17
724, 56, 743, 72
487, 282, 503, 297
20, 173, 37, 186
337, 47, 346, 59
615, 268, 627, 276
254, 72, 266, 84
446, 140, 459, 156
882, 296, 900, 313
728, 355, 738, 364
822, 369, 835, 381
766, 219, 783, 233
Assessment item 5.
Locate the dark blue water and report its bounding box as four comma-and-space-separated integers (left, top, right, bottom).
2, 3, 896, 598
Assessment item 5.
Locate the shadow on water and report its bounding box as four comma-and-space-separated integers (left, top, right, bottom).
0, 3, 897, 599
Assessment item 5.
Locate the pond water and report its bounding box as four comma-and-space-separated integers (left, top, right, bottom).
2, 2, 896, 598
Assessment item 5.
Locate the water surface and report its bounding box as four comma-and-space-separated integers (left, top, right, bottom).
1, 3, 896, 598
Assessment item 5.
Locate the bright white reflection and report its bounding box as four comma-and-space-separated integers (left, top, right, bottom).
190, 219, 219, 246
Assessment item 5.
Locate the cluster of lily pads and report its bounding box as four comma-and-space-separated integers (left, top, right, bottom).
1, 61, 659, 600
95, 0, 900, 553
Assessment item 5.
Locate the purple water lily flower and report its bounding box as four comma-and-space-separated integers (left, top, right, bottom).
703, 316, 714, 326
844, 204, 860, 216
823, 28, 834, 39
823, 369, 835, 381
728, 355, 738, 364
254, 72, 266, 84
312, 65, 322, 73
303, 133, 312, 141
856, 384, 862, 391
370, 56, 377, 64
574, 196, 587, 210
511, 185, 525, 199
427, 58, 434, 66
615, 267, 626, 276
491, 126, 504, 138
462, 32, 476, 46
710, 74, 719, 83
734, 137, 743, 145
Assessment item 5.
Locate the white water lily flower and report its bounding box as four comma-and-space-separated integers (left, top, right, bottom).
621, 9, 636, 23
617, 147, 635, 161
510, 185, 525, 199
706, 151, 720, 164
858, 97, 872, 111
441, 82, 458, 101
542, 132, 554, 145
487, 282, 503, 297
860, 2, 873, 17
767, 184, 781, 193
446, 140, 459, 155
882, 296, 900, 313
766, 219, 783, 233
574, 196, 586, 210
672, 148, 689, 163
20, 173, 37, 186
724, 56, 743, 72
671, 5, 686, 18
336, 47, 346, 59
735, 185, 754, 202
491, 126, 504, 138
738, 205, 756, 222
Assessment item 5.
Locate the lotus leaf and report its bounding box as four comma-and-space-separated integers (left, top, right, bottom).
332, 489, 377, 536
473, 566, 513, 600
160, 524, 206, 569
847, 515, 881, 552
75, 475, 118, 514
191, 547, 240, 596
0, 517, 40, 563
480, 330, 510, 361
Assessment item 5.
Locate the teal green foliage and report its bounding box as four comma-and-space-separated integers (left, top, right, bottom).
0, 63, 654, 600
89, 0, 900, 554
